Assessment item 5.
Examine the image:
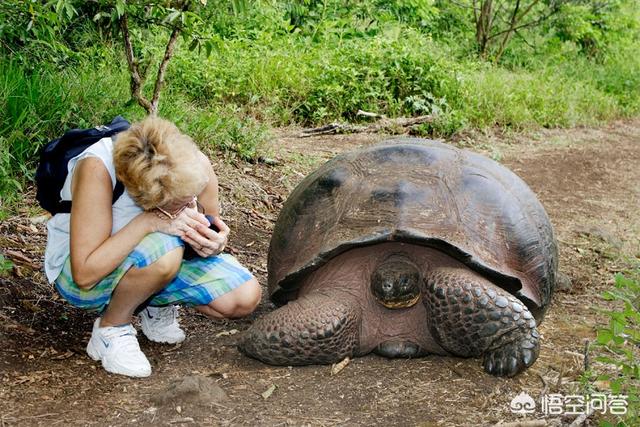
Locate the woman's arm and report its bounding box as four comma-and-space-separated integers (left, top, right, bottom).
69, 157, 160, 289
194, 152, 220, 216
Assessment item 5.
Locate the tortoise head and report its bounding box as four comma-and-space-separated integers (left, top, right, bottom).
370, 254, 421, 309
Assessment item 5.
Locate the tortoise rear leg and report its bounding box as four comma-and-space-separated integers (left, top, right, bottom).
239, 291, 361, 365
423, 268, 540, 377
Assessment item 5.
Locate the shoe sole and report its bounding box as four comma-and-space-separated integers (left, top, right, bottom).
142, 332, 186, 345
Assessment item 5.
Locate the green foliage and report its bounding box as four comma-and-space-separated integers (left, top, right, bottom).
169, 28, 462, 126
159, 100, 269, 161
0, 0, 639, 208
552, 0, 640, 58
0, 59, 132, 208
0, 254, 13, 277
593, 271, 640, 423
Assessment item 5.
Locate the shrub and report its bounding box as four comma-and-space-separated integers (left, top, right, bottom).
592, 271, 640, 424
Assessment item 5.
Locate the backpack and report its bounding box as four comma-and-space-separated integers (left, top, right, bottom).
35, 116, 130, 215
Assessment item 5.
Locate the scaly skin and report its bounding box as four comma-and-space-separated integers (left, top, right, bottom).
240, 259, 540, 376
423, 267, 540, 377
239, 292, 361, 365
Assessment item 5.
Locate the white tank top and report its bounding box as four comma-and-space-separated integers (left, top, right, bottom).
44, 137, 143, 283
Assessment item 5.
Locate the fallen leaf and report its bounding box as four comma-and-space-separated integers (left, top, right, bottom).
215, 329, 239, 338
261, 384, 276, 399
594, 380, 611, 390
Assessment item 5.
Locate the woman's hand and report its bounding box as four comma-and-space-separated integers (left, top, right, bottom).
181, 215, 230, 258
146, 207, 209, 237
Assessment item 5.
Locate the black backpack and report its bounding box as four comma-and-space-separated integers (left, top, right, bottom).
35, 116, 130, 215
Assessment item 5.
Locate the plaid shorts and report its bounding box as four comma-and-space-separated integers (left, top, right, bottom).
54, 232, 254, 312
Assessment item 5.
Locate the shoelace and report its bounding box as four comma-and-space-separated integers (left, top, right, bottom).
103, 326, 142, 352
150, 306, 178, 328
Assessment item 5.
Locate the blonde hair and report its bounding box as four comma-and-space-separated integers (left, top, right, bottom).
113, 116, 208, 210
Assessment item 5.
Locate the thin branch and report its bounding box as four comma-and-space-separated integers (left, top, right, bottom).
150, 25, 181, 115
300, 115, 434, 137
148, 1, 190, 115
489, 0, 507, 31
513, 28, 536, 49
120, 13, 152, 114
494, 0, 523, 62
486, 4, 556, 42
472, 0, 478, 23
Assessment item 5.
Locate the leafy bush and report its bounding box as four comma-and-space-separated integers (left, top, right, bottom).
593, 271, 640, 424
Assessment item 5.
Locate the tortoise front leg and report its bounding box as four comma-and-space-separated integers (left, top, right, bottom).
423, 268, 540, 377
239, 291, 361, 365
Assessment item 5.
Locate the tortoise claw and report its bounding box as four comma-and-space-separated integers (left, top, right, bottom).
483, 332, 540, 377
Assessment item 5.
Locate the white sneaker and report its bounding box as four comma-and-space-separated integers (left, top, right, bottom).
86, 318, 152, 378
139, 305, 186, 344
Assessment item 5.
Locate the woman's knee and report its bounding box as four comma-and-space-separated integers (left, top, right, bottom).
134, 247, 183, 286
209, 278, 261, 318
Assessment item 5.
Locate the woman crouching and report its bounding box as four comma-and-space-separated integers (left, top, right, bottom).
44, 116, 261, 377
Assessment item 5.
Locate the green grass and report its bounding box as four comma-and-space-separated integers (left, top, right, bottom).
455, 65, 620, 130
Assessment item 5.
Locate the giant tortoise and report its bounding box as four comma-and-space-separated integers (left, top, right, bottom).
239, 139, 557, 377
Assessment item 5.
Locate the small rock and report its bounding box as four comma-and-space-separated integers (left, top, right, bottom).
29, 214, 50, 224
152, 375, 229, 407
556, 272, 573, 292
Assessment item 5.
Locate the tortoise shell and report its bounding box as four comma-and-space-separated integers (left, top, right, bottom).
268, 139, 557, 319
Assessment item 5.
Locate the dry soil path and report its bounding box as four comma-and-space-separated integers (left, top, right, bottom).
1, 120, 639, 426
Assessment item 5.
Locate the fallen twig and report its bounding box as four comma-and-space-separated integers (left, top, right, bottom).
4, 249, 36, 266
0, 313, 36, 334
300, 114, 434, 137
569, 406, 595, 427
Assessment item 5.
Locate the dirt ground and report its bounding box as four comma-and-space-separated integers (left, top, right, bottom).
1, 120, 639, 426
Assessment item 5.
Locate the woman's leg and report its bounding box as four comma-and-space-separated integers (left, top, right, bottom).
195, 277, 261, 319
100, 247, 183, 326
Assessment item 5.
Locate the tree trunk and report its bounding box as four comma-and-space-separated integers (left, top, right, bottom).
476, 0, 493, 58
